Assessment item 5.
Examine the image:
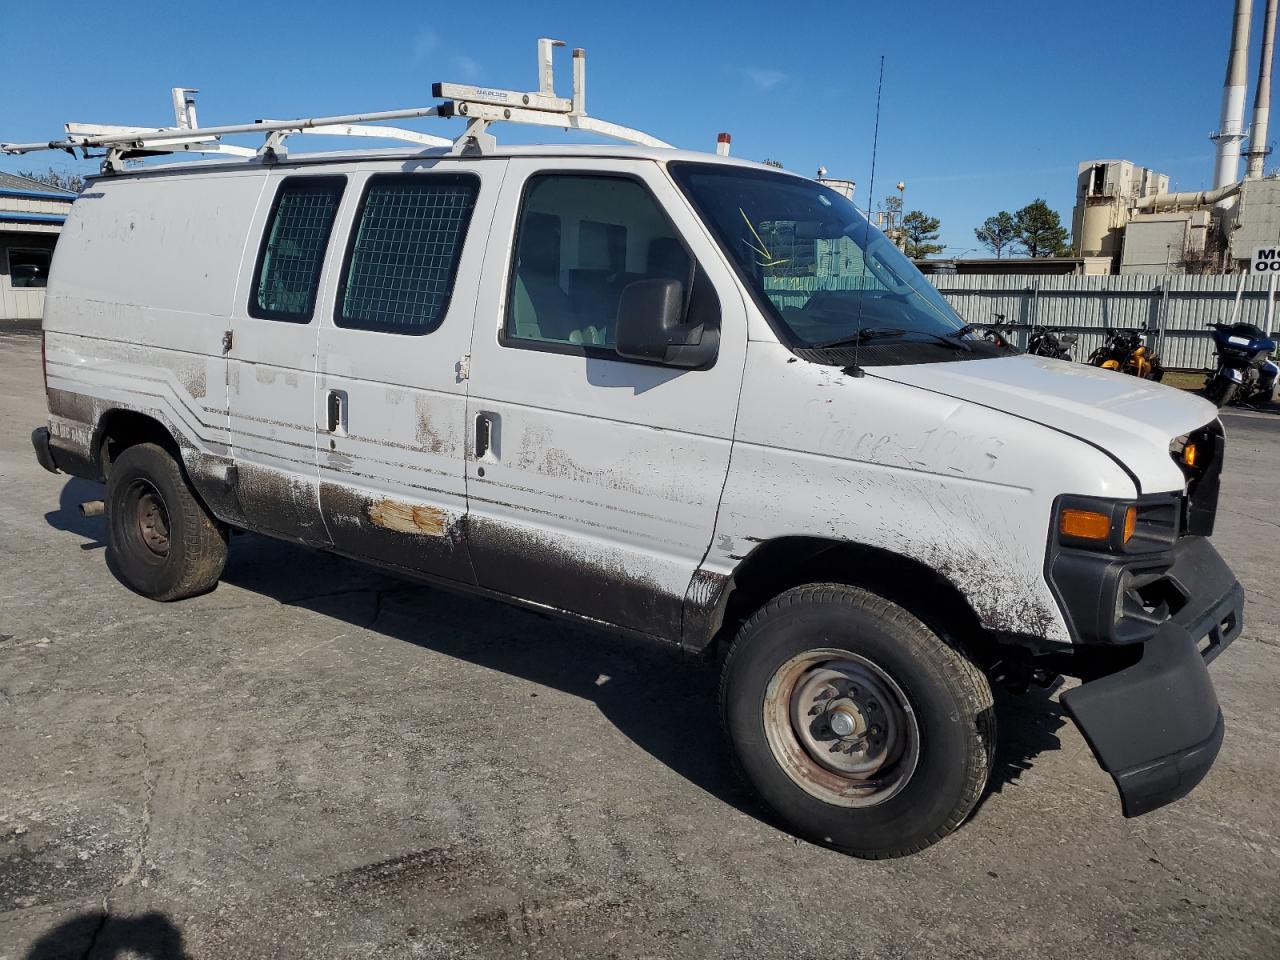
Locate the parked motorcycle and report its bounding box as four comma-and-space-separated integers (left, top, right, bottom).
1088, 327, 1164, 381
1026, 325, 1077, 361
1204, 322, 1278, 408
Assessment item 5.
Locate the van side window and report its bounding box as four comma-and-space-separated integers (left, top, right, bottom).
335, 173, 479, 335
504, 175, 698, 353
250, 176, 346, 322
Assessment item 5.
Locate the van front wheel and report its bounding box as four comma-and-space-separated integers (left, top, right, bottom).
106, 442, 227, 601
720, 584, 995, 859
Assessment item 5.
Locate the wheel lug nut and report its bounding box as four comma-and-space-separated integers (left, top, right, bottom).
829, 710, 856, 737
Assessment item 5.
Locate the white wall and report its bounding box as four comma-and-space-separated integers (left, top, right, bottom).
0, 232, 58, 321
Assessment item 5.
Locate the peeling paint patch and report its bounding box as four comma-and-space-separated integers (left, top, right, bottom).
366, 499, 448, 537
325, 450, 355, 472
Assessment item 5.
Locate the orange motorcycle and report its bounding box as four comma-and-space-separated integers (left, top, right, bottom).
1088, 327, 1164, 381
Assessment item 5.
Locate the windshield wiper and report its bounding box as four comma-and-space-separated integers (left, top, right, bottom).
811, 327, 907, 350
812, 326, 972, 352
932, 328, 975, 352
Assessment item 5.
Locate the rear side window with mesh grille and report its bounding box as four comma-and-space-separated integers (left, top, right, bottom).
336, 173, 480, 335
250, 176, 346, 322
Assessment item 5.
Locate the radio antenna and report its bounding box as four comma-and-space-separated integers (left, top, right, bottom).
850, 55, 885, 378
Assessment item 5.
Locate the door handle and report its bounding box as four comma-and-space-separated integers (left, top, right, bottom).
475, 413, 493, 459
326, 389, 347, 435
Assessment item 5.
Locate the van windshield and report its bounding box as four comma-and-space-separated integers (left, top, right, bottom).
670, 163, 977, 360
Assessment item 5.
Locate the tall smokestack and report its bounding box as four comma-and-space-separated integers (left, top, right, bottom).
1212, 0, 1253, 189
1248, 0, 1278, 179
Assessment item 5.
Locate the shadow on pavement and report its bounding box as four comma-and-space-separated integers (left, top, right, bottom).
43, 476, 107, 550
220, 530, 759, 821
24, 910, 189, 960
980, 684, 1068, 808
208, 527, 1066, 835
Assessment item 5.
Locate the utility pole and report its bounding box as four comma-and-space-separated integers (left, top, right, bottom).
896, 180, 906, 251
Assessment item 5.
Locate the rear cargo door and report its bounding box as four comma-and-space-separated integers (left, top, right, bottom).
312, 159, 502, 583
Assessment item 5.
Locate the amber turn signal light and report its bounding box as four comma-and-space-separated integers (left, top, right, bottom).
1059, 508, 1112, 541
1182, 442, 1198, 468
1122, 505, 1137, 543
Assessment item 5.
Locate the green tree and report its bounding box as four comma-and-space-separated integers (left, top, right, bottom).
902, 209, 944, 258
975, 211, 1017, 258
1014, 199, 1070, 257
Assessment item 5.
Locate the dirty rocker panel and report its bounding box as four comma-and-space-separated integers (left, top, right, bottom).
464, 514, 687, 642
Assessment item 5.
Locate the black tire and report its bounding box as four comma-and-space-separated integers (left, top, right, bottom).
720, 584, 995, 859
106, 442, 228, 601
1206, 377, 1240, 408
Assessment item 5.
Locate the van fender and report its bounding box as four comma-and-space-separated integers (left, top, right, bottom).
78, 401, 243, 528
680, 535, 996, 654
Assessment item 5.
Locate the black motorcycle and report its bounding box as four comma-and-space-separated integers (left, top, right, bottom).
1026, 325, 1077, 361
1204, 322, 1278, 408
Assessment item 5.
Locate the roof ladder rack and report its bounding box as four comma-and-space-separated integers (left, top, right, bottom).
0, 38, 670, 174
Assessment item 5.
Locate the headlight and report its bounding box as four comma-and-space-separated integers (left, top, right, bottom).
1054, 495, 1179, 554
1060, 505, 1136, 544
1169, 434, 1201, 473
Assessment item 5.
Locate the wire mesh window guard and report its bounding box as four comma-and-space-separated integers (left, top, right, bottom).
252, 176, 346, 322
337, 174, 479, 334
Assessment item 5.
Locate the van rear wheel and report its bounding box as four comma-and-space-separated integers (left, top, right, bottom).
106, 442, 227, 601
720, 584, 995, 859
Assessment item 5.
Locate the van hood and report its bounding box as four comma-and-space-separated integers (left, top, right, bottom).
869, 354, 1217, 493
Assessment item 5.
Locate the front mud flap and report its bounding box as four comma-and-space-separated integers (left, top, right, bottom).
1061, 622, 1224, 818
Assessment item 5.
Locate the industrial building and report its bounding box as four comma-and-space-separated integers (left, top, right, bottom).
0, 171, 75, 321
1074, 0, 1280, 275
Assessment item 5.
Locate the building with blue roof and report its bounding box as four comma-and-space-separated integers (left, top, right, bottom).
1, 171, 76, 321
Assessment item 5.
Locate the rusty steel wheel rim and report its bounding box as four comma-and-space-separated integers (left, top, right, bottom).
763, 648, 920, 808
132, 481, 171, 557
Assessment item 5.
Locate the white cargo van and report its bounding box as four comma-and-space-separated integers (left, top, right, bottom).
14, 53, 1242, 858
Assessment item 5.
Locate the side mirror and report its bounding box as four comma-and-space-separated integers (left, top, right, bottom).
615, 278, 718, 368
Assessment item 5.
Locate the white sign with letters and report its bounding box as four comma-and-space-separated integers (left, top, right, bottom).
1252, 246, 1280, 272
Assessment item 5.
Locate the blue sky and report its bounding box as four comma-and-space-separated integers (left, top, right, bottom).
0, 0, 1266, 251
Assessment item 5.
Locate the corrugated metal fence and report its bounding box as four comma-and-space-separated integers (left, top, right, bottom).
929, 274, 1276, 370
